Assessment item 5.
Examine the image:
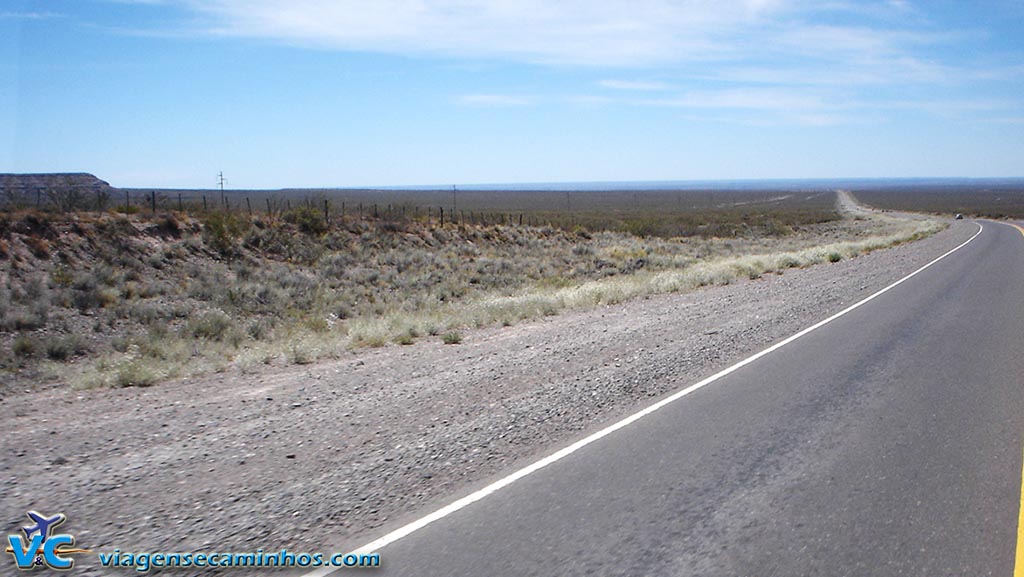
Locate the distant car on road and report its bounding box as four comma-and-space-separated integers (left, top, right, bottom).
955, 213, 964, 220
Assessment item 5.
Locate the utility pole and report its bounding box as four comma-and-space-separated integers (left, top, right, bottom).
218, 171, 227, 207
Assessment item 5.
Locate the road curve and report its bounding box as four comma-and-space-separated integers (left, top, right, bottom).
326, 220, 1024, 577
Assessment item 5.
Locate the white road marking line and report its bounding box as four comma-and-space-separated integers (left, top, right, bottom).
304, 222, 984, 577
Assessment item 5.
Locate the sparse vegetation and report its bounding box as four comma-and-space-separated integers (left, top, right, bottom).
0, 187, 947, 389
202, 210, 250, 255
13, 335, 37, 359
854, 184, 1024, 219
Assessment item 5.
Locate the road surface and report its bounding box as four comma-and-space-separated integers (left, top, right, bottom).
325, 220, 1024, 577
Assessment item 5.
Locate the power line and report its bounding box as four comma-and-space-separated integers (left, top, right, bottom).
218, 171, 227, 206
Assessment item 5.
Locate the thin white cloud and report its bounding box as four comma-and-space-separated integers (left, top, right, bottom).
0, 11, 64, 20
877, 98, 1021, 114
177, 0, 793, 66
792, 113, 846, 126
104, 0, 1019, 127
646, 87, 831, 112
712, 56, 954, 87
981, 116, 1024, 125
966, 63, 1024, 82
638, 87, 850, 125
647, 86, 1020, 113
565, 94, 615, 106
772, 24, 945, 58
598, 79, 671, 91
122, 0, 994, 90
459, 94, 532, 107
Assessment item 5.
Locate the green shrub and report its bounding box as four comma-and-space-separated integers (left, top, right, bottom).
288, 343, 314, 365
9, 309, 48, 331
363, 335, 388, 347
303, 316, 329, 333
44, 335, 89, 360
50, 267, 73, 288
114, 361, 159, 387
777, 255, 801, 268
202, 211, 250, 255
97, 288, 120, 308
13, 335, 36, 358
247, 317, 276, 341
71, 289, 99, 311
394, 328, 418, 345
283, 205, 328, 235
442, 331, 462, 345
189, 311, 234, 340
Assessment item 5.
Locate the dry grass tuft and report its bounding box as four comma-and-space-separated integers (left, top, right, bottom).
0, 198, 944, 388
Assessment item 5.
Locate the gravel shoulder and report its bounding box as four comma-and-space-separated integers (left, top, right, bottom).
0, 219, 975, 575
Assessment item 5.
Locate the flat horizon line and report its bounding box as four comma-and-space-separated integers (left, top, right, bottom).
113, 175, 1024, 193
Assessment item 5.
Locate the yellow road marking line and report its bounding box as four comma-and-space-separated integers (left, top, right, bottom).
1007, 220, 1024, 577
1015, 222, 1024, 577
1016, 446, 1024, 577
970, 220, 1024, 576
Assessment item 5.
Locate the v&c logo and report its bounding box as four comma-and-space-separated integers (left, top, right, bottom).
6, 511, 90, 571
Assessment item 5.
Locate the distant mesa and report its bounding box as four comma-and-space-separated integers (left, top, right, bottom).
1, 173, 118, 207
1, 172, 116, 194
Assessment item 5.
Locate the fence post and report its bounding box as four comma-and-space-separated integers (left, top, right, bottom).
324, 199, 329, 226
151, 190, 156, 215
202, 195, 207, 211
246, 197, 252, 216
440, 206, 444, 226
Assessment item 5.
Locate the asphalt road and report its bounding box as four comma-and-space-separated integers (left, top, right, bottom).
331, 220, 1024, 577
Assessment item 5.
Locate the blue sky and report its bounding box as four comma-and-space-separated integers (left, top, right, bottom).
1, 0, 1023, 188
